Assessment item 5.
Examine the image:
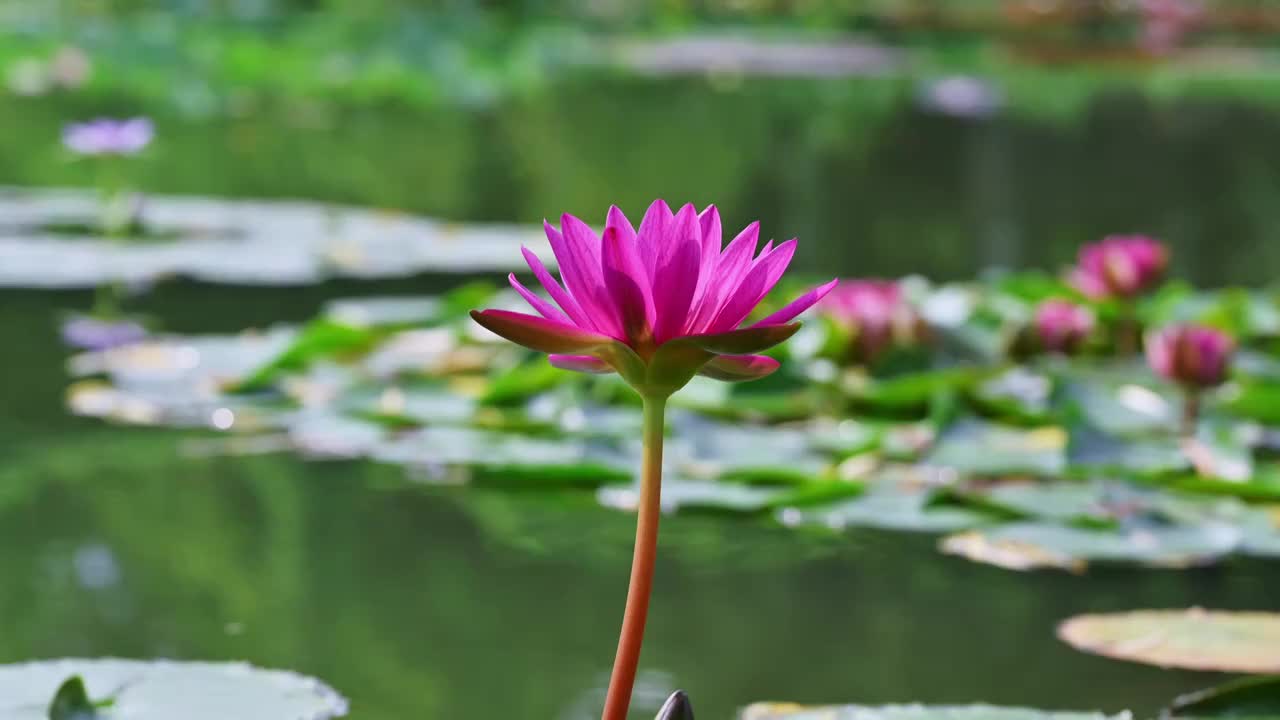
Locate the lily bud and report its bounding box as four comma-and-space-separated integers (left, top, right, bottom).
1070, 234, 1168, 300
1034, 299, 1094, 355
655, 690, 694, 720
1146, 324, 1234, 389
818, 280, 924, 364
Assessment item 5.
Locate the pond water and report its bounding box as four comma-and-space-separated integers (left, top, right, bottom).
5, 80, 1280, 286
3, 278, 1280, 720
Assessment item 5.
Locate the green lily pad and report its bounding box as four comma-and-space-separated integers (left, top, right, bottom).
598, 478, 784, 515
0, 658, 347, 719
1063, 366, 1177, 436
1058, 609, 1280, 673
784, 480, 992, 534
1166, 675, 1280, 719
925, 419, 1066, 477
0, 187, 543, 288
740, 703, 1128, 720
942, 522, 1240, 571
968, 367, 1055, 424
848, 367, 982, 415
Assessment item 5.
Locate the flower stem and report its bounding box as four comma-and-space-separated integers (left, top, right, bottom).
601, 393, 666, 720
1182, 388, 1200, 438
1117, 302, 1138, 356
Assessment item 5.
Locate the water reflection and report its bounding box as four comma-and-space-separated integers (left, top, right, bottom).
4, 83, 1280, 286
1, 426, 1278, 719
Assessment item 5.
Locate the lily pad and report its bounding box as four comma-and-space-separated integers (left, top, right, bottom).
942, 522, 1240, 571
1166, 675, 1280, 719
0, 186, 547, 288
784, 479, 993, 534
925, 419, 1066, 477
598, 478, 785, 515
740, 703, 1129, 720
0, 658, 347, 719
1057, 609, 1280, 673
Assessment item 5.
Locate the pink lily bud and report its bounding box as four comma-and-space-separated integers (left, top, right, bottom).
1145, 324, 1234, 389
471, 202, 836, 398
818, 279, 922, 363
1070, 235, 1168, 300
1034, 299, 1094, 355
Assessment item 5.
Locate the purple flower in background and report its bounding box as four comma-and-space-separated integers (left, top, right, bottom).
1146, 324, 1233, 389
819, 279, 923, 362
60, 314, 148, 351
62, 117, 154, 156
918, 75, 1003, 118
1035, 299, 1094, 355
1070, 234, 1168, 300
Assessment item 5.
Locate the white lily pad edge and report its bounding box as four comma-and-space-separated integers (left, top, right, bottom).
0, 657, 349, 720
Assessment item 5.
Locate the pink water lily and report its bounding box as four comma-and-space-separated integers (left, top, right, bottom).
1070, 234, 1168, 300
1147, 323, 1233, 389
472, 200, 837, 396
472, 200, 832, 720
1034, 299, 1094, 355
818, 279, 923, 363
1146, 323, 1233, 434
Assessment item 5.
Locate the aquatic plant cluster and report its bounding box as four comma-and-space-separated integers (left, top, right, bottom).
65, 213, 1279, 553
49, 201, 1280, 717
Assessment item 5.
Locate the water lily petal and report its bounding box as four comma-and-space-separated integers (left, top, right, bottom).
687, 221, 758, 333
605, 205, 636, 245
698, 354, 781, 382
752, 278, 839, 327
521, 246, 592, 329
601, 226, 655, 346
549, 354, 613, 374
652, 203, 703, 343
686, 323, 800, 354
551, 215, 620, 336
508, 273, 568, 322
470, 309, 611, 354
689, 204, 722, 306
636, 199, 673, 282
707, 239, 798, 333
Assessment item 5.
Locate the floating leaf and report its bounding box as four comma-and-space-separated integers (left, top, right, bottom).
785, 480, 993, 534
1165, 675, 1280, 719
0, 188, 542, 288
599, 478, 784, 515
323, 296, 440, 327
0, 659, 347, 719
943, 522, 1239, 571
849, 367, 982, 415
230, 320, 385, 393
925, 419, 1066, 477
1058, 609, 1280, 673
740, 703, 1129, 720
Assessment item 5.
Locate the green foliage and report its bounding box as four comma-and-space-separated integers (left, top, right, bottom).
47, 676, 107, 720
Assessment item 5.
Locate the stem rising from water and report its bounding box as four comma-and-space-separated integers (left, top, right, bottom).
601, 394, 666, 720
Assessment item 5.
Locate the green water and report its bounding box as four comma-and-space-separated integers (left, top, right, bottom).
5, 80, 1280, 285
3, 281, 1279, 719
4, 74, 1280, 717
